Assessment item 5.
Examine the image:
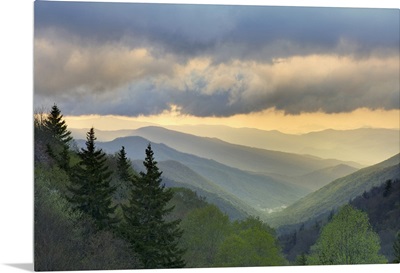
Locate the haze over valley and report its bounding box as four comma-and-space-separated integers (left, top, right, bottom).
71, 123, 399, 218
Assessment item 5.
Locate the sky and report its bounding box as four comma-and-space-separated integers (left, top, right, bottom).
33, 0, 400, 133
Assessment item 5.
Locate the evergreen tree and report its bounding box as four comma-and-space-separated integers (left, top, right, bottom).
42, 104, 73, 170
383, 179, 393, 197
116, 146, 134, 182
68, 128, 118, 230
121, 144, 185, 268
44, 104, 73, 145
114, 146, 136, 203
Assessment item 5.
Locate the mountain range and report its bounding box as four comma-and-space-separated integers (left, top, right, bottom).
78, 135, 311, 214
266, 153, 400, 227
71, 125, 399, 165
73, 125, 399, 227
166, 125, 399, 166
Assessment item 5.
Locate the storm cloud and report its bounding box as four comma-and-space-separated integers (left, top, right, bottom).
34, 2, 399, 117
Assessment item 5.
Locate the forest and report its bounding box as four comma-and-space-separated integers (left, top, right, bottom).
34, 104, 400, 271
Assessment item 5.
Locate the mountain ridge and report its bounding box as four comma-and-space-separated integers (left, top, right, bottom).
70, 125, 398, 165
266, 153, 400, 227
127, 126, 364, 176
76, 136, 311, 214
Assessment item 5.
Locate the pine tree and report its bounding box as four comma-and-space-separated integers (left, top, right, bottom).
121, 144, 185, 268
116, 146, 134, 182
42, 104, 73, 171
114, 146, 136, 203
44, 104, 73, 145
68, 128, 118, 230
383, 179, 393, 197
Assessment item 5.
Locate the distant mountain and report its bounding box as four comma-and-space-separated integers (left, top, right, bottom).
71, 128, 137, 142
132, 159, 257, 220
76, 136, 310, 214
165, 125, 399, 165
289, 164, 359, 191
266, 154, 400, 227
127, 126, 363, 176
71, 125, 398, 166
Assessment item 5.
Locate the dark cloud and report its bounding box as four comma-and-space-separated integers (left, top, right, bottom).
35, 54, 399, 117
35, 2, 399, 60
34, 2, 399, 117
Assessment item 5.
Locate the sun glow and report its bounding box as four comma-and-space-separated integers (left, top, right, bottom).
65, 107, 400, 135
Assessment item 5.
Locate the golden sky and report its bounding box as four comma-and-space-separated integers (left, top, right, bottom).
65, 107, 399, 134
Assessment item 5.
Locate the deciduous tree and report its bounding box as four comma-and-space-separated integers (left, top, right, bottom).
179, 204, 231, 267
307, 204, 387, 265
215, 217, 287, 267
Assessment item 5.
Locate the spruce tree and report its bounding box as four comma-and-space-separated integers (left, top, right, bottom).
117, 146, 134, 182
68, 128, 118, 230
44, 104, 73, 145
114, 146, 136, 203
122, 144, 185, 268
43, 104, 73, 170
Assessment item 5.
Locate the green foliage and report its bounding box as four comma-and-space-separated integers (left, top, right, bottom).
166, 187, 208, 221
42, 104, 74, 170
43, 104, 73, 144
393, 232, 400, 263
279, 178, 400, 263
35, 166, 84, 271
383, 179, 393, 197
121, 144, 185, 268
349, 179, 400, 261
34, 165, 141, 271
215, 217, 287, 267
179, 204, 231, 267
68, 128, 118, 230
116, 146, 135, 182
268, 154, 400, 227
295, 253, 307, 265
111, 147, 137, 203
307, 205, 387, 265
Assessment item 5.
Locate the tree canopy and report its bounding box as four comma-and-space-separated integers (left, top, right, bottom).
307, 204, 387, 265
215, 217, 286, 267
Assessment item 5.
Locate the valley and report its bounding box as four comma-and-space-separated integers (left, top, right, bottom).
72, 124, 399, 222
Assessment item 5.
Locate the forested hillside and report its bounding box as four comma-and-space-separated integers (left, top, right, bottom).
34, 105, 289, 270
78, 136, 310, 214
34, 104, 399, 269
278, 179, 400, 263
267, 154, 400, 227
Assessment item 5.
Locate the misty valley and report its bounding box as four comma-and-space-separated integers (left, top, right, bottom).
34, 105, 400, 270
